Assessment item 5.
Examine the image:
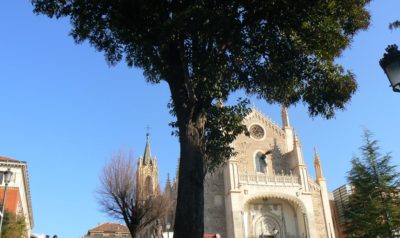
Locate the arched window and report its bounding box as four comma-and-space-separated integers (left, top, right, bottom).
255, 152, 267, 173
145, 176, 153, 194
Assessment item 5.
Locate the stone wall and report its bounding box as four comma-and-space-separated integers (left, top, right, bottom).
204, 168, 226, 237
312, 191, 328, 238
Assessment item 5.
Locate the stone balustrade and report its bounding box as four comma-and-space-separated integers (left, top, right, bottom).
238, 173, 301, 186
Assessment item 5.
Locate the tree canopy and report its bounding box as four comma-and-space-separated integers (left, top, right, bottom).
32, 1, 372, 237
345, 130, 400, 238
33, 0, 370, 118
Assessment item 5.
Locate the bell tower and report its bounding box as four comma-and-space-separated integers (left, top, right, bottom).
137, 131, 159, 200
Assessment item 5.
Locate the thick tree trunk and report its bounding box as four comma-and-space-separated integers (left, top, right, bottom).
167, 83, 206, 238
164, 42, 207, 238
173, 118, 205, 238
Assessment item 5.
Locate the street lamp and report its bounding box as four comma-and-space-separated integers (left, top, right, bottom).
166, 223, 171, 238
376, 44, 400, 232
0, 168, 13, 238
379, 44, 400, 92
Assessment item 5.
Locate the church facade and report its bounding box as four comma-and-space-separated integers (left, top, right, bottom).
138, 106, 336, 238
203, 107, 335, 238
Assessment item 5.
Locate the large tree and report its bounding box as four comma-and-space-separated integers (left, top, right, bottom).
97, 151, 169, 237
32, 1, 371, 237
345, 130, 400, 238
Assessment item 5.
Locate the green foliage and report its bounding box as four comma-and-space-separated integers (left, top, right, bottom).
169, 98, 250, 171
32, 0, 372, 170
389, 20, 400, 30
1, 211, 28, 238
31, 0, 372, 167
345, 130, 400, 238
204, 98, 250, 172
32, 0, 370, 118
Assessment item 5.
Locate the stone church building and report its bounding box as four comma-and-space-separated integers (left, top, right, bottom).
138, 106, 336, 238
204, 107, 335, 238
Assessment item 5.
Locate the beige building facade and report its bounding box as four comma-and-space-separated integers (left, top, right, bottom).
0, 157, 34, 237
204, 107, 336, 238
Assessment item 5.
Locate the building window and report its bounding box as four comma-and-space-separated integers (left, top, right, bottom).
249, 124, 265, 140
145, 176, 153, 195
255, 152, 267, 173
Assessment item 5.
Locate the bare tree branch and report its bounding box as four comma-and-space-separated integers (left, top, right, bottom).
97, 150, 171, 237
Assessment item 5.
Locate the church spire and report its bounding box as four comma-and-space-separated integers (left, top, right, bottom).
292, 131, 304, 164
143, 130, 152, 165
281, 105, 291, 128
166, 173, 171, 186
293, 131, 301, 147
282, 105, 294, 151
314, 147, 324, 179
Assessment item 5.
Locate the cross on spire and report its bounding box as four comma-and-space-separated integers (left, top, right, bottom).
146, 125, 151, 139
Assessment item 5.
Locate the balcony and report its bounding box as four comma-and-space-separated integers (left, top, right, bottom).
238, 173, 301, 187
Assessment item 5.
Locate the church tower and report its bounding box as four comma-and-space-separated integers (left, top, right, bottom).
137, 132, 159, 200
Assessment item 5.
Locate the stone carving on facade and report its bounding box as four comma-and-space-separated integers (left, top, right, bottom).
236, 141, 249, 172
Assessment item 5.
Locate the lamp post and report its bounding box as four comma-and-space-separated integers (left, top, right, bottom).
380, 44, 400, 237
0, 168, 13, 238
166, 223, 171, 238
379, 44, 400, 92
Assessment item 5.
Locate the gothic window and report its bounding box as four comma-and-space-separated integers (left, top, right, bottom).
255, 152, 267, 173
145, 176, 153, 195
250, 124, 265, 139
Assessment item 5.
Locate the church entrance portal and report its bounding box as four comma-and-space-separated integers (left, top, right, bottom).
244, 196, 308, 238
253, 215, 281, 238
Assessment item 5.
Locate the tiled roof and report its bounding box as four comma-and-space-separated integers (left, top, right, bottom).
0, 156, 21, 162
89, 223, 129, 233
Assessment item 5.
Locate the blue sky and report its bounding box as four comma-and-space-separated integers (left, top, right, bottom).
1, 1, 400, 237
